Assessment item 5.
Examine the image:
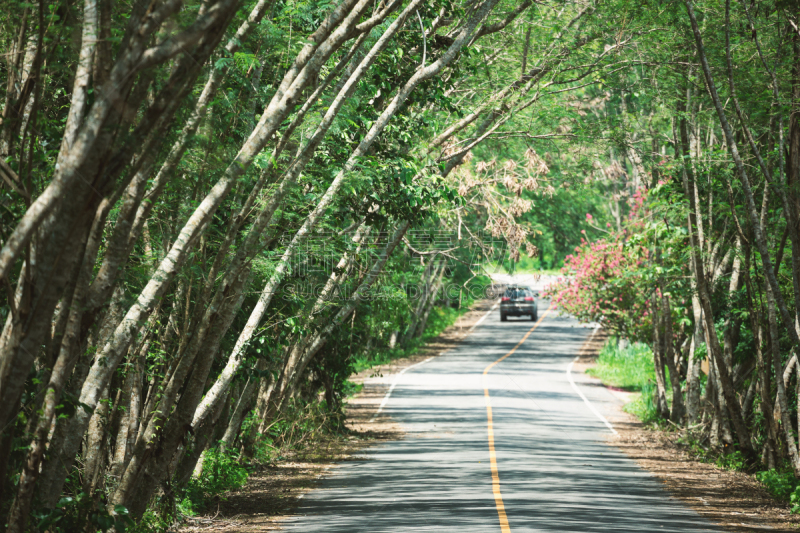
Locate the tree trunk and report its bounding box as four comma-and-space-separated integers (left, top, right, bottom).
403, 257, 438, 344
414, 262, 447, 340
661, 294, 685, 424
221, 365, 264, 449
677, 92, 753, 455
651, 299, 670, 419
685, 275, 704, 423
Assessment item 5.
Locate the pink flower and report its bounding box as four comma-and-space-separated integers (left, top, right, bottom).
586, 213, 593, 221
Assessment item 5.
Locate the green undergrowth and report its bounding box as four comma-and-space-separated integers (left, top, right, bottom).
138, 397, 352, 532
139, 288, 494, 532
589, 340, 800, 513
180, 446, 250, 515
349, 277, 493, 378
350, 306, 470, 376
136, 444, 251, 532
756, 469, 800, 512
33, 494, 135, 533
586, 338, 661, 423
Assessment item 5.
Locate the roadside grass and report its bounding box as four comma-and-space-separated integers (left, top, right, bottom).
586, 338, 660, 423
587, 339, 800, 515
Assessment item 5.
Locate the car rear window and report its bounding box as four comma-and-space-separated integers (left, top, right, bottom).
504, 289, 531, 298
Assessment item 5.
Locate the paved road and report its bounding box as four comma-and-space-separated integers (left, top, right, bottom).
283, 303, 719, 532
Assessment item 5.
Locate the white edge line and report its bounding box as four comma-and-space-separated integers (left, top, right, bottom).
566, 327, 618, 435
468, 300, 499, 334
369, 356, 434, 422
369, 299, 499, 423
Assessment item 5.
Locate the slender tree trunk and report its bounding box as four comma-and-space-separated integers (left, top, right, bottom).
82, 389, 110, 496
651, 299, 670, 419
685, 257, 704, 423
677, 95, 754, 455
414, 262, 446, 340
662, 294, 685, 424
110, 357, 142, 480
403, 257, 437, 344
221, 363, 264, 448
685, 0, 800, 355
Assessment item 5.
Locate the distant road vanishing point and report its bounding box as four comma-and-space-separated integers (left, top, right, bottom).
282, 301, 719, 532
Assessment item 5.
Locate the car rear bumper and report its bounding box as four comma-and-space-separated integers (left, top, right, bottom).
500, 304, 536, 316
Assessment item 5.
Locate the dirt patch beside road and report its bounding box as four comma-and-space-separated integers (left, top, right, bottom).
613, 419, 800, 532
575, 331, 800, 533
179, 298, 499, 532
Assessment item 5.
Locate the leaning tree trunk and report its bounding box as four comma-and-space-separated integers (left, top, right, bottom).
271, 222, 411, 414
677, 92, 754, 455
188, 0, 421, 433
194, 0, 496, 430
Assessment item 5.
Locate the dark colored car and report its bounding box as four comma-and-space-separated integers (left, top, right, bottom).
500, 286, 538, 321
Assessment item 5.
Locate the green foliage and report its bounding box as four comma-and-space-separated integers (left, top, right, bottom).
516, 186, 613, 269
586, 338, 661, 423
586, 338, 655, 392
756, 469, 800, 506
348, 303, 470, 375
624, 382, 660, 424
180, 445, 250, 515
715, 451, 748, 472
132, 509, 173, 533
34, 494, 134, 533
195, 447, 249, 495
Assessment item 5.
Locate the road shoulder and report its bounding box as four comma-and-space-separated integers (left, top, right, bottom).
179, 299, 498, 532
575, 335, 800, 533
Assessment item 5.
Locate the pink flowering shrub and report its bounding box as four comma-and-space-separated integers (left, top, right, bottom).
544, 188, 657, 340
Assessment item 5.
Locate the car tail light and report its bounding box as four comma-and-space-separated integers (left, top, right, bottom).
501, 297, 510, 302
524, 296, 534, 301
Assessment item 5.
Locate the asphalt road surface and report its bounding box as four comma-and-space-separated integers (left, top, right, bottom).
283, 302, 719, 532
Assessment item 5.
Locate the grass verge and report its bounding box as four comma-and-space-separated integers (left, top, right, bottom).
590, 339, 800, 514
586, 337, 660, 423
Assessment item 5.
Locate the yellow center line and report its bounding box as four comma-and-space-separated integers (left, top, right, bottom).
482, 302, 554, 533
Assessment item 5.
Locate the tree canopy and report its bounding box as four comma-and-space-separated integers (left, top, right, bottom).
1, 0, 800, 529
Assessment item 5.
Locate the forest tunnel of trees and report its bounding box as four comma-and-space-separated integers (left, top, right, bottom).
1, 0, 799, 529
